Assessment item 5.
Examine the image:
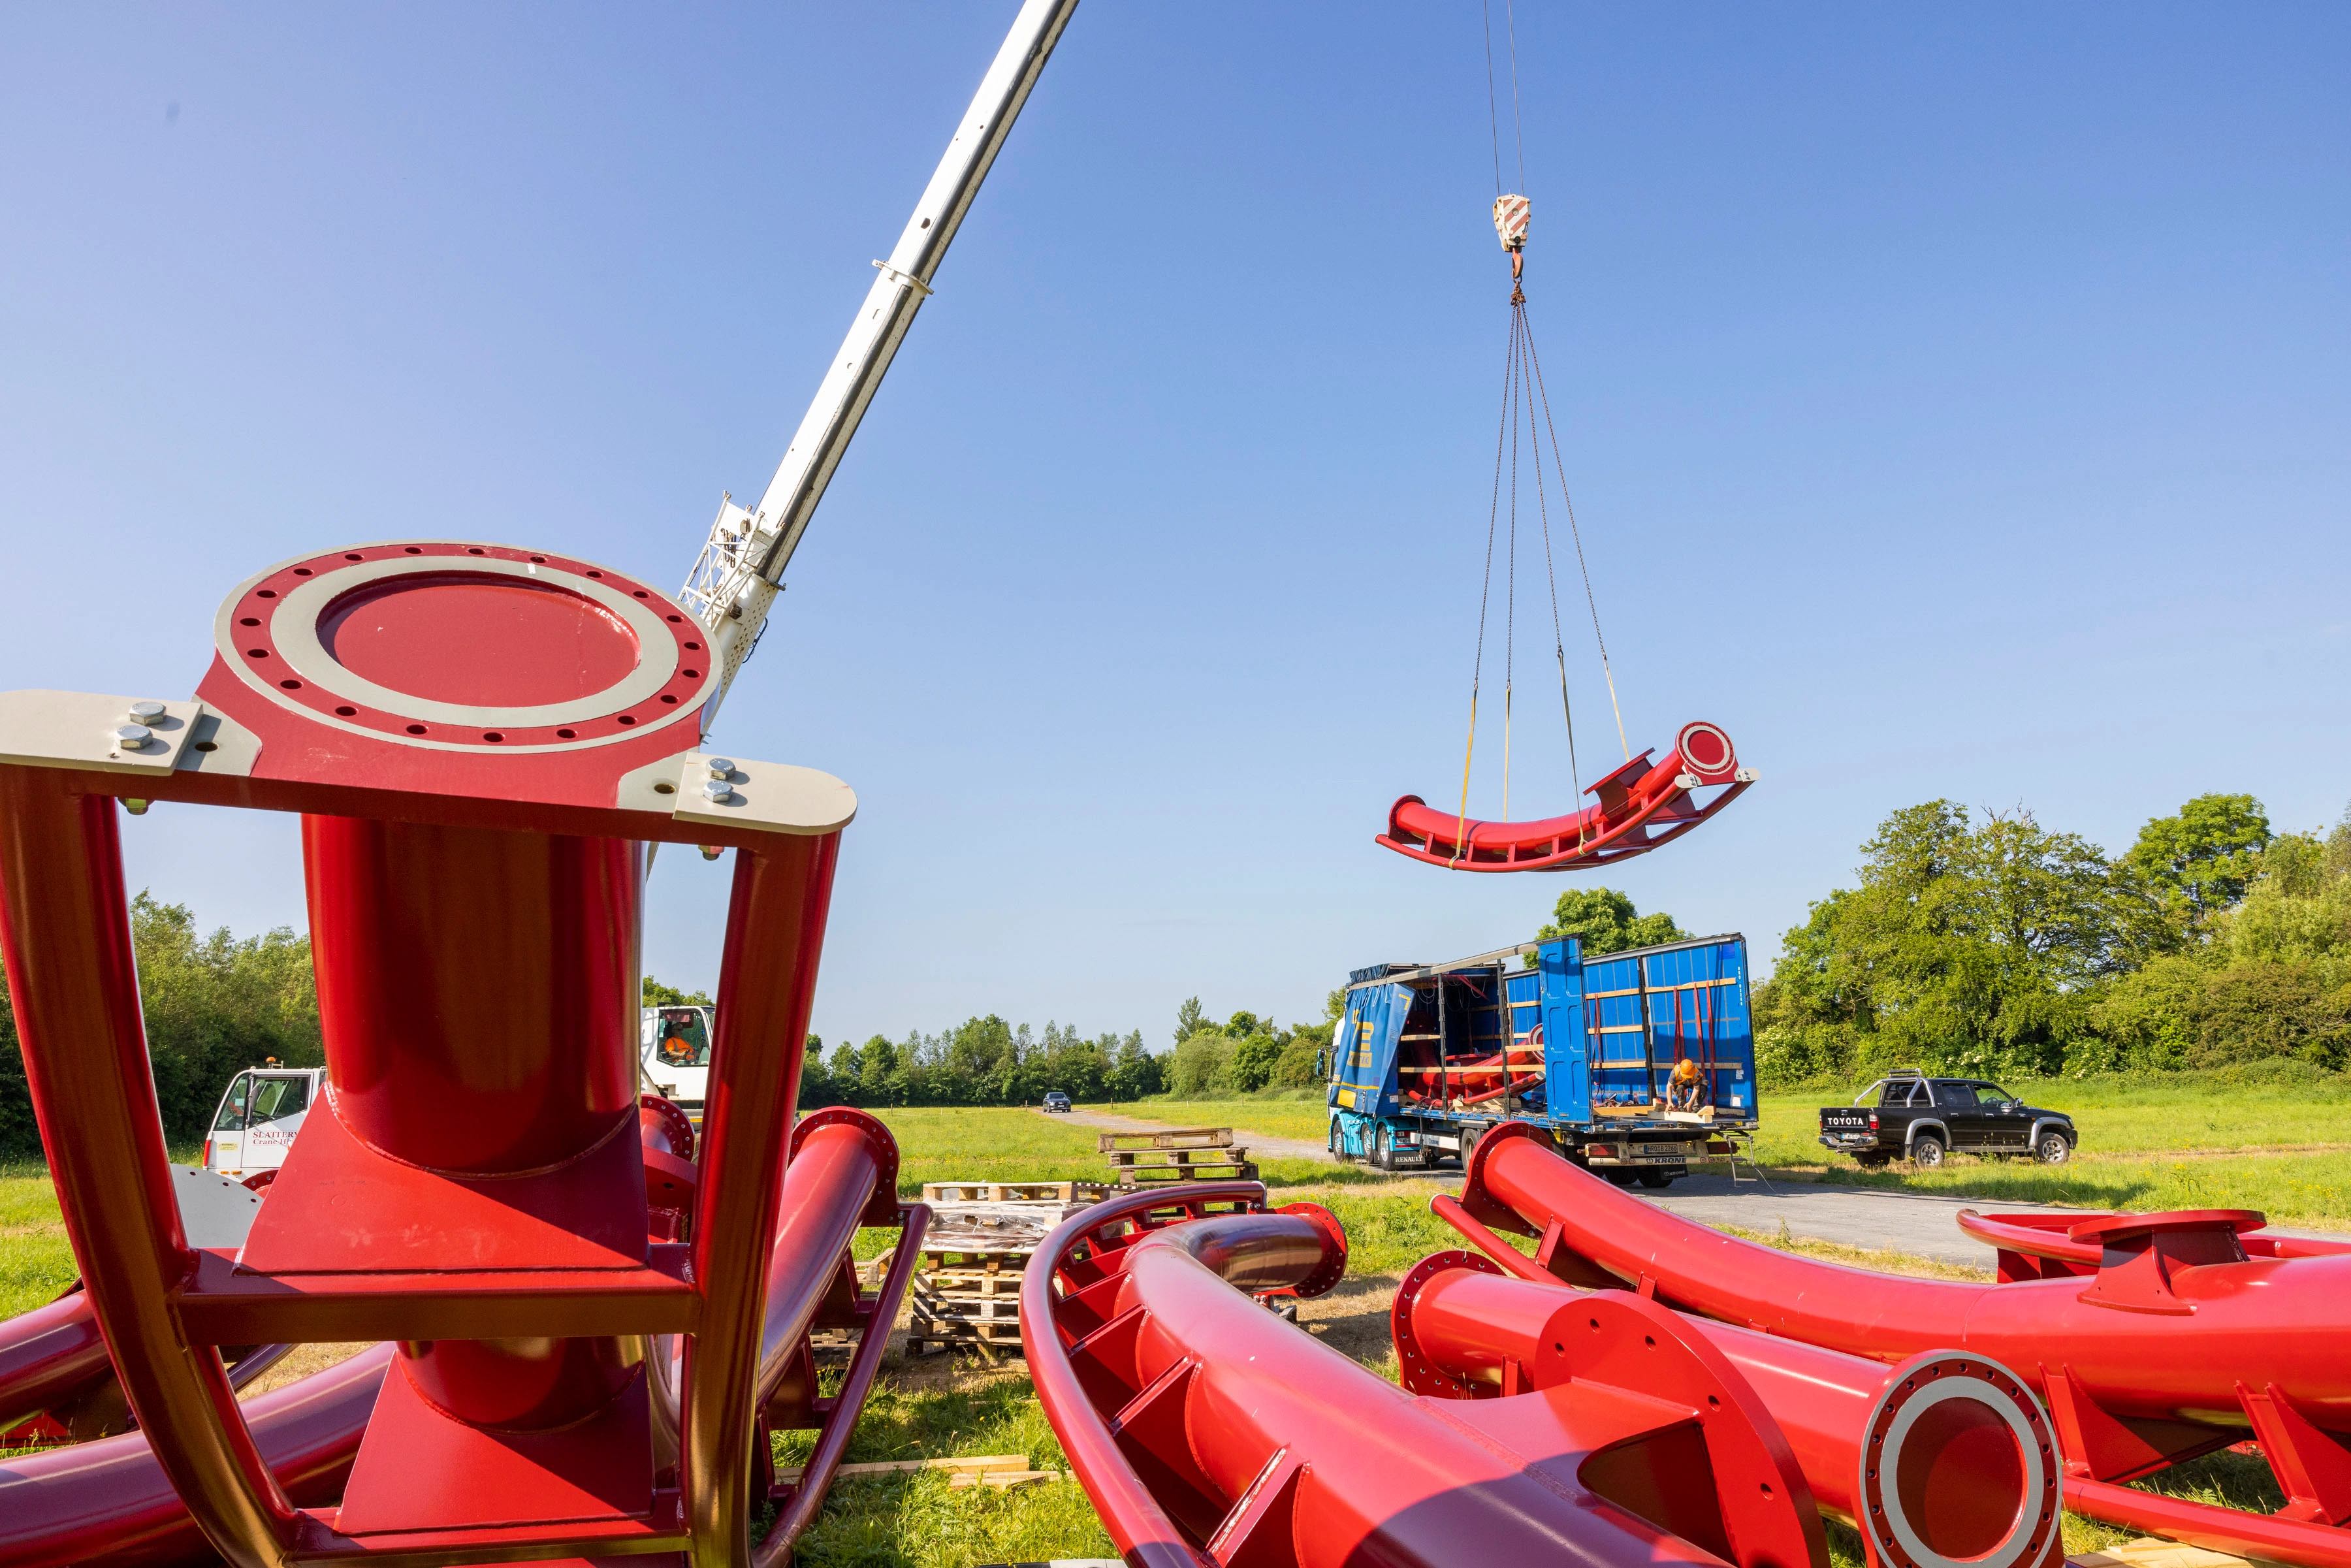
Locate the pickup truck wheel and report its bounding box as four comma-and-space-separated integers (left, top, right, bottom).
2034, 1131, 2073, 1165
1909, 1132, 1947, 1169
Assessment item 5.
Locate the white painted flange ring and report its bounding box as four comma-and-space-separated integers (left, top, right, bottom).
1859, 1352, 2059, 1568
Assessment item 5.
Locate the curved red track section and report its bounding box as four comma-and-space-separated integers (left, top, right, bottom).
1380, 721, 1751, 872
1023, 1181, 1830, 1568
1392, 1240, 2063, 1568
1456, 1122, 2351, 1568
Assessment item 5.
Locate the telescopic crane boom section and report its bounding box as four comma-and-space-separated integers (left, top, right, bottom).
682, 0, 1081, 726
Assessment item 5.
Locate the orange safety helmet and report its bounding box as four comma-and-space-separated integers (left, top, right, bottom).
1671, 1058, 1701, 1083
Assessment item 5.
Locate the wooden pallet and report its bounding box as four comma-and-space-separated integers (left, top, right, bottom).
1097, 1126, 1234, 1153
905, 1316, 1026, 1356
1104, 1145, 1251, 1170
1115, 1160, 1258, 1187
912, 1290, 1021, 1324
920, 1179, 1108, 1204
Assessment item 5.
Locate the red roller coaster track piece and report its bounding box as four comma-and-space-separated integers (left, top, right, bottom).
1380, 721, 1752, 872
1392, 1241, 2064, 1568
1955, 1206, 2351, 1281
0, 540, 908, 1567
1022, 1181, 1830, 1568
1454, 1122, 2351, 1568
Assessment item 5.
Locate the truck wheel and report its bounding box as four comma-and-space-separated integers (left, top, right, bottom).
1373, 1127, 1394, 1172
1328, 1120, 1341, 1157
1909, 1132, 1947, 1169
2034, 1131, 2072, 1165
1603, 1169, 1637, 1187
1636, 1169, 1673, 1190
1458, 1127, 1480, 1171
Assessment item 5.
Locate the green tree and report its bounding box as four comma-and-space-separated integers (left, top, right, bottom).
1169, 1030, 1235, 1096
1174, 997, 1207, 1044
1228, 1032, 1281, 1093
1536, 888, 1687, 957
643, 976, 712, 1008
2125, 794, 2273, 936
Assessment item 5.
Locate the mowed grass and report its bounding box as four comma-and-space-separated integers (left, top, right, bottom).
1100, 1096, 1334, 1145
0, 1162, 75, 1319
1751, 1076, 2351, 1227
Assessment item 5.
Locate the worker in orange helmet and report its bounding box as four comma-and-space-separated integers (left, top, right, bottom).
1665, 1056, 1708, 1112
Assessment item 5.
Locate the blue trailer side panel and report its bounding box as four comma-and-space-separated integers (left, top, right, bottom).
1582, 948, 1654, 1108
1532, 938, 1591, 1122
1640, 938, 1755, 1116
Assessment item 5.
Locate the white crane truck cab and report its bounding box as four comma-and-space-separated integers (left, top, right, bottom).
641, 1005, 715, 1124
202, 1064, 324, 1187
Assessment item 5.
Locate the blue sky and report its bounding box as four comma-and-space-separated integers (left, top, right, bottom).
4, 5, 2346, 1051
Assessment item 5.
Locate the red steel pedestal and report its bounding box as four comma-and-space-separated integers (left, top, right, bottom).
0, 541, 882, 1567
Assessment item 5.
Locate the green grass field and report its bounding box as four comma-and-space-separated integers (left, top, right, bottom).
1119, 1075, 2351, 1228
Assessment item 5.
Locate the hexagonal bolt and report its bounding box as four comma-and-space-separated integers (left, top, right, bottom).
705, 756, 737, 780
127, 701, 168, 724
701, 778, 734, 803
112, 723, 154, 751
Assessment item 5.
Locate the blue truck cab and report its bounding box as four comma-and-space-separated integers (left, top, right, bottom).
1326, 932, 1759, 1187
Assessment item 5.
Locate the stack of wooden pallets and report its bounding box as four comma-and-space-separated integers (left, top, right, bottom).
1098, 1126, 1258, 1187
891, 1179, 1107, 1358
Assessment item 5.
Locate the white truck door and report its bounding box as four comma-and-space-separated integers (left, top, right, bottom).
206, 1070, 253, 1174
240, 1072, 315, 1175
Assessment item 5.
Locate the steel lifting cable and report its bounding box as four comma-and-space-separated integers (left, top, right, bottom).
1456, 0, 1629, 854
1455, 310, 1520, 861
1522, 312, 1631, 761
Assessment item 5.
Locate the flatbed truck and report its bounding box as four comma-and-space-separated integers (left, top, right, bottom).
1327, 932, 1759, 1187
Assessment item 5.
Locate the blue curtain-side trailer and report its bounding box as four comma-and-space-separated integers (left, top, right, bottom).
1325, 933, 1759, 1187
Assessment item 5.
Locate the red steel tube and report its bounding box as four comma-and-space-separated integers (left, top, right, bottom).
0, 1347, 392, 1568
681, 831, 842, 1560
754, 1200, 932, 1567
0, 769, 301, 1565
1464, 1123, 2351, 1437
1025, 1183, 1826, 1568
1460, 1125, 2351, 1568
0, 1292, 108, 1433
1399, 1228, 2062, 1568
1957, 1207, 2351, 1273
754, 1110, 896, 1411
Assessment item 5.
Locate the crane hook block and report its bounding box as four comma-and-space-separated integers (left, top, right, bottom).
1492, 193, 1529, 253
1379, 720, 1754, 872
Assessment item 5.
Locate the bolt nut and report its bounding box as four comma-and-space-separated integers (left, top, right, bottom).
112, 723, 153, 750
705, 757, 736, 779
128, 701, 167, 722
701, 779, 733, 803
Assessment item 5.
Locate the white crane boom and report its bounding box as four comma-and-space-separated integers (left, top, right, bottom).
682, 0, 1082, 727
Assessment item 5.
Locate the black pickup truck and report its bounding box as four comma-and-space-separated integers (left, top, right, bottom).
1818, 1070, 2075, 1168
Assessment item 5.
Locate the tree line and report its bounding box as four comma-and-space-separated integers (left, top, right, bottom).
0, 894, 323, 1160
1753, 793, 2351, 1083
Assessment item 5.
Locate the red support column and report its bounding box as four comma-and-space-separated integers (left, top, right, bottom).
0, 767, 300, 1567
680, 831, 842, 1563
